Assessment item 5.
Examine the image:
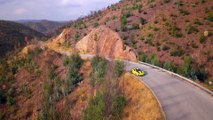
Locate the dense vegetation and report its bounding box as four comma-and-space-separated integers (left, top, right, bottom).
138, 51, 208, 83
0, 20, 46, 57
84, 56, 126, 120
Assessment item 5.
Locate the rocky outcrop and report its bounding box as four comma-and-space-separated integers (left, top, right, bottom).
76, 26, 137, 61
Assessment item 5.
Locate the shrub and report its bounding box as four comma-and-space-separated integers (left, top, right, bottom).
150, 54, 161, 67
140, 17, 147, 25
0, 113, 4, 120
179, 9, 190, 16
138, 51, 147, 62
21, 85, 31, 98
114, 61, 124, 78
163, 0, 170, 3
0, 90, 6, 104
163, 61, 177, 72
120, 11, 133, 31
182, 56, 193, 78
199, 34, 206, 43
194, 19, 203, 25
90, 57, 108, 86
111, 95, 126, 119
6, 88, 16, 106
39, 66, 64, 120
130, 35, 136, 48
207, 12, 213, 22
63, 56, 70, 66
131, 23, 140, 30
74, 33, 80, 41
170, 48, 185, 57
191, 42, 198, 48
65, 54, 83, 92
160, 44, 170, 51
137, 4, 143, 13
194, 68, 207, 82
168, 25, 182, 38
185, 24, 199, 34
93, 22, 99, 28
83, 92, 104, 120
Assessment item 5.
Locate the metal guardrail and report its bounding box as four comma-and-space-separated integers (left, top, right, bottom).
138, 61, 213, 96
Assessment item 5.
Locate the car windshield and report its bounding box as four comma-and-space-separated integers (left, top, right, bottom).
136, 68, 141, 72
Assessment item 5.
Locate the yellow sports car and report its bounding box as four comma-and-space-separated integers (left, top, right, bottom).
131, 68, 145, 76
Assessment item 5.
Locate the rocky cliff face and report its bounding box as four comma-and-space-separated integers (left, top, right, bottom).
76, 26, 137, 61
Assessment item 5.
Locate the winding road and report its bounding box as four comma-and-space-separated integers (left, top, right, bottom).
124, 61, 213, 120
59, 51, 213, 120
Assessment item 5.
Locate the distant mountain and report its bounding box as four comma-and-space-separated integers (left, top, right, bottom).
0, 20, 46, 57
17, 20, 67, 36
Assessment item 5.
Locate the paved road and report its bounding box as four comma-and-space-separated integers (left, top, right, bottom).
58, 52, 213, 120
124, 61, 213, 120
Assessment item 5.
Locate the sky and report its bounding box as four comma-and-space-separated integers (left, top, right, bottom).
0, 0, 120, 21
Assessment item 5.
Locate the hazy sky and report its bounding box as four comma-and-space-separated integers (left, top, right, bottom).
0, 0, 120, 21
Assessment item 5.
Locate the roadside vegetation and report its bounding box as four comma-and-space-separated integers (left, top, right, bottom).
119, 73, 164, 120
138, 51, 208, 85
84, 56, 126, 120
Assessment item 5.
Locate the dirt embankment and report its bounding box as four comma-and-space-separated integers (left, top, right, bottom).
76, 26, 137, 61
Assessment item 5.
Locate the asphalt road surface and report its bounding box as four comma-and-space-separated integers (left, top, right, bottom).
59, 52, 213, 120
124, 61, 213, 120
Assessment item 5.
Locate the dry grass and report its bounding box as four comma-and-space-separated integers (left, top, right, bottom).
119, 73, 164, 120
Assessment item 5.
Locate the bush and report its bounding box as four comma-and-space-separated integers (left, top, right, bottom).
131, 23, 140, 30
140, 17, 147, 25
65, 54, 83, 91
179, 9, 190, 16
93, 22, 99, 28
170, 48, 185, 57
194, 19, 203, 25
182, 56, 193, 78
137, 4, 143, 13
21, 85, 31, 98
39, 66, 64, 120
138, 51, 147, 62
163, 62, 177, 72
160, 44, 170, 51
74, 33, 80, 41
0, 113, 4, 120
199, 34, 206, 43
163, 0, 170, 3
185, 24, 199, 34
0, 90, 6, 104
169, 25, 182, 38
83, 92, 104, 120
111, 95, 126, 119
120, 12, 133, 31
130, 35, 136, 48
207, 12, 213, 22
150, 54, 161, 67
90, 56, 108, 86
114, 61, 124, 78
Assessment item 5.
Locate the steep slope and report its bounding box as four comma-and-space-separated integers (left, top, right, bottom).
59, 0, 213, 86
18, 20, 66, 36
0, 20, 46, 58
76, 26, 137, 61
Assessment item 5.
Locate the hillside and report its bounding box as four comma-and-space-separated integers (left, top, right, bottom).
0, 45, 163, 119
18, 20, 67, 36
58, 0, 213, 86
0, 20, 46, 58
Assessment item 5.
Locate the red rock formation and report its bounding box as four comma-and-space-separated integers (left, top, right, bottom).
76, 26, 137, 61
